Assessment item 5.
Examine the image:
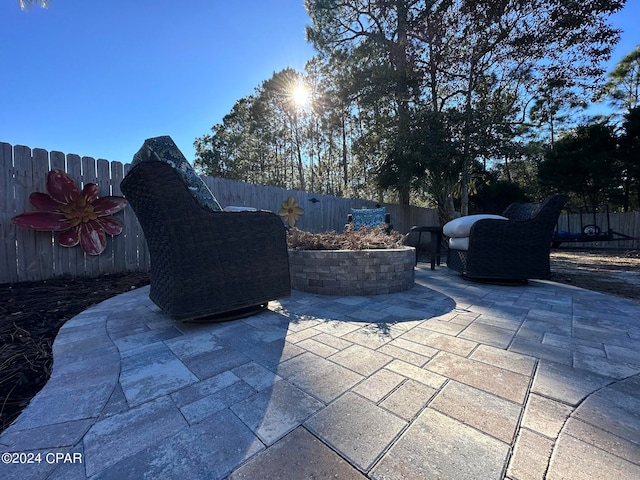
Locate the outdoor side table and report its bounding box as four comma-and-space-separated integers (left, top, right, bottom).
410, 226, 443, 270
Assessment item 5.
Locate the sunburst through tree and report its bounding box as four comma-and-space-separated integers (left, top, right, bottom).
291, 81, 311, 109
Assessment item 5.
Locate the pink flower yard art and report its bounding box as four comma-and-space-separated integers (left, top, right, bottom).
11, 169, 127, 255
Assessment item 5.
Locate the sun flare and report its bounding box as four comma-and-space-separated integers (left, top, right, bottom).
291, 83, 311, 108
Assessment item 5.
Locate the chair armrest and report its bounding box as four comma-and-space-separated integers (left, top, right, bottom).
466, 218, 553, 251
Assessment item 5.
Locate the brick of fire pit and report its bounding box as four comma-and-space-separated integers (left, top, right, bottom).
288, 247, 415, 295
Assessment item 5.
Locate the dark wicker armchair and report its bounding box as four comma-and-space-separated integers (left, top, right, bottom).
120, 136, 290, 321
445, 195, 568, 281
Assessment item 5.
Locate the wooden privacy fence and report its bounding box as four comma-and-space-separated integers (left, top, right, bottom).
1, 142, 438, 284
202, 177, 439, 235
1, 143, 148, 284
3, 142, 637, 284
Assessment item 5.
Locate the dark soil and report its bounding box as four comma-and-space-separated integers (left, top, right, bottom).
549, 249, 640, 301
0, 272, 150, 432
0, 249, 638, 434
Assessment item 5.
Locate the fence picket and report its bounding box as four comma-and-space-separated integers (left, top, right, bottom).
65, 154, 85, 278
0, 142, 18, 283
49, 151, 69, 276
97, 159, 114, 274
80, 156, 100, 276
111, 161, 127, 273
122, 163, 141, 271
13, 145, 39, 281
32, 148, 54, 280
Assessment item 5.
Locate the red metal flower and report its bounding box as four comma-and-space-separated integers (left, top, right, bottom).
11, 169, 127, 255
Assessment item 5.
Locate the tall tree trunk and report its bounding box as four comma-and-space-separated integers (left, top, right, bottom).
342, 115, 348, 188
460, 58, 479, 217
393, 0, 411, 206
295, 135, 306, 191
461, 91, 473, 216
504, 156, 511, 182
290, 113, 306, 191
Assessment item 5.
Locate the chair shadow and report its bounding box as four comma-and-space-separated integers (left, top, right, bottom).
274, 284, 457, 337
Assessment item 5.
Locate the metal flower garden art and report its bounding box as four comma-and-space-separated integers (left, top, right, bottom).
278, 196, 304, 227
11, 169, 127, 255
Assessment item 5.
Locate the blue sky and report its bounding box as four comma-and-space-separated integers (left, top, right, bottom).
1, 1, 638, 164
0, 0, 315, 163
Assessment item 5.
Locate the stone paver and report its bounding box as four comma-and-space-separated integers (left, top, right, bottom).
547, 434, 640, 480
371, 408, 510, 480
562, 418, 640, 466
305, 392, 406, 471
572, 384, 640, 447
275, 352, 364, 402
429, 380, 522, 443
426, 351, 531, 404
520, 394, 574, 439
93, 409, 263, 480
400, 328, 478, 356
385, 359, 447, 389
459, 321, 516, 349
2, 265, 639, 479
329, 344, 393, 376
468, 344, 537, 376
119, 342, 199, 407
507, 428, 554, 480
231, 379, 324, 445
379, 379, 436, 421
83, 396, 187, 476
352, 369, 405, 402
229, 427, 367, 479
531, 360, 614, 406
178, 381, 256, 425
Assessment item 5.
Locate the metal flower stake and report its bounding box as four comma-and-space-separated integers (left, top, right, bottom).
278, 196, 304, 227
11, 169, 127, 255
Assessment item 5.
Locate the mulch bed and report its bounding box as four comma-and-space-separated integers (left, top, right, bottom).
1, 249, 638, 434
0, 272, 150, 432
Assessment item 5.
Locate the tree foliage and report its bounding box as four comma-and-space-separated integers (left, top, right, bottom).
304, 0, 623, 213
618, 106, 640, 210
538, 122, 620, 207
196, 0, 627, 220
604, 44, 640, 111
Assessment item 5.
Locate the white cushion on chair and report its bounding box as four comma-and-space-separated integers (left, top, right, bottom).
443, 214, 508, 237
448, 237, 470, 251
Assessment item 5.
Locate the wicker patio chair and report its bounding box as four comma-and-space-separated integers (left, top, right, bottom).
444, 194, 568, 281
120, 136, 290, 322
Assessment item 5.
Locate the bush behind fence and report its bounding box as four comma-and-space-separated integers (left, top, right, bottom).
2, 142, 638, 284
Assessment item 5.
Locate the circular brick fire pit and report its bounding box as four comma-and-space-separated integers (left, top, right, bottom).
288, 247, 415, 296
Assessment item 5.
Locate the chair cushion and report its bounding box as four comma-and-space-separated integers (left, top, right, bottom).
351, 207, 387, 230
448, 237, 469, 251
132, 136, 223, 212
223, 206, 257, 212
443, 214, 508, 238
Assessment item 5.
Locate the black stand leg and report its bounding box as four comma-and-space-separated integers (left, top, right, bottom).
430, 231, 437, 270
